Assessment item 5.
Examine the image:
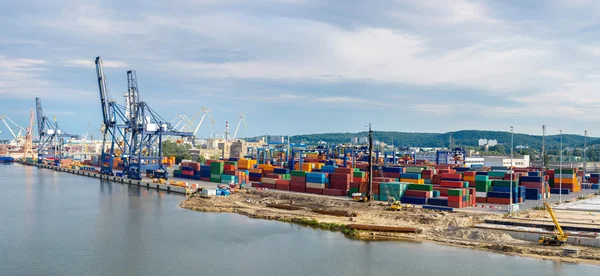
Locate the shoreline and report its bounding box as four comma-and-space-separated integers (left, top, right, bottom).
180, 189, 600, 266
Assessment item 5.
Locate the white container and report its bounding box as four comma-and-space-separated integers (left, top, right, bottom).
476, 192, 487, 197
201, 188, 217, 196
306, 182, 325, 189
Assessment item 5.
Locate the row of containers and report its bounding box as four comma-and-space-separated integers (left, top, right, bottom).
169, 157, 599, 209
251, 163, 600, 209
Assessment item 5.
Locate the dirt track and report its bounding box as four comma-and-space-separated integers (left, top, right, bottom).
180, 189, 600, 265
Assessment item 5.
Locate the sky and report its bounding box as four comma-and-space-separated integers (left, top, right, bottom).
1, 0, 600, 140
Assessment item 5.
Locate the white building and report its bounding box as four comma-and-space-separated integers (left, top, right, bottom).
415, 152, 436, 163
483, 155, 530, 168
464, 157, 484, 168
358, 137, 368, 144
350, 137, 358, 144
269, 135, 285, 143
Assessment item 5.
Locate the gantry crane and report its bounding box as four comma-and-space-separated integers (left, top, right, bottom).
95, 56, 193, 179
181, 107, 215, 138
35, 97, 56, 163
95, 56, 132, 175
231, 112, 246, 141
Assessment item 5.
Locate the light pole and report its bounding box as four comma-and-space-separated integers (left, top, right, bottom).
509, 126, 514, 213
559, 129, 563, 203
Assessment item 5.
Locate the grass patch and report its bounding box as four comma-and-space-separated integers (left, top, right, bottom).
281, 217, 357, 236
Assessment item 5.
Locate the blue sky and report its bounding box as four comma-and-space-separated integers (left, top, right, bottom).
1, 0, 600, 140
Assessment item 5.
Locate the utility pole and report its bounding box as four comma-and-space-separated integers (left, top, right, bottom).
509, 126, 514, 213
367, 123, 373, 202
559, 129, 563, 203
541, 125, 546, 204
584, 130, 588, 181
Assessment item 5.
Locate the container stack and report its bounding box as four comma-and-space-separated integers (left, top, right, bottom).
327, 170, 351, 196
290, 170, 307, 193
382, 166, 404, 180
238, 159, 257, 170
590, 173, 600, 184
200, 165, 211, 181
463, 171, 476, 186
379, 182, 408, 201
401, 184, 433, 204
421, 169, 435, 184
249, 169, 263, 182
447, 188, 467, 208
554, 168, 581, 192
519, 175, 544, 200
486, 180, 514, 204
475, 175, 491, 203
306, 172, 326, 195
400, 173, 424, 184
210, 161, 224, 183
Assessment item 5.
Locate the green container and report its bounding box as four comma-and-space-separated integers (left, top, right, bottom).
488, 171, 506, 177
475, 175, 489, 181
221, 175, 235, 181
173, 169, 182, 175
210, 173, 221, 179
463, 182, 469, 188
291, 170, 307, 177
379, 195, 389, 202
353, 171, 366, 178
448, 189, 463, 196
475, 186, 489, 192
210, 162, 224, 174
475, 180, 491, 186
354, 168, 360, 172
225, 161, 238, 166
555, 169, 575, 174
281, 174, 291, 180
492, 180, 513, 187
373, 195, 380, 201
405, 167, 424, 173
407, 184, 433, 191
349, 187, 359, 195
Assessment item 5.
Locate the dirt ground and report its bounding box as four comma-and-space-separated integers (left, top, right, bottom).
180, 189, 600, 265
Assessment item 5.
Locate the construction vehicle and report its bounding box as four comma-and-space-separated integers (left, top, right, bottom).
153, 169, 169, 180
538, 201, 568, 246
352, 193, 369, 202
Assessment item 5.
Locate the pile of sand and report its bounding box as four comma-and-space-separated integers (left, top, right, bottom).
446, 229, 516, 242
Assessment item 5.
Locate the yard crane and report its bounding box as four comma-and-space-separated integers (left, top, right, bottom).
95, 56, 131, 176
538, 201, 568, 246
35, 97, 57, 163
231, 112, 246, 141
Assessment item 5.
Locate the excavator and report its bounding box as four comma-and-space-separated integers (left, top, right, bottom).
538, 201, 568, 246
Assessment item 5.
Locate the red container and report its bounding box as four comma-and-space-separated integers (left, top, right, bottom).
275, 179, 290, 185
291, 176, 306, 181
476, 197, 487, 203
404, 190, 431, 198
448, 201, 461, 208
262, 183, 276, 189
463, 171, 476, 177
334, 168, 353, 174
275, 184, 290, 191
290, 186, 306, 193
350, 181, 362, 189
323, 189, 347, 196
182, 170, 194, 176
200, 177, 210, 182
306, 187, 323, 195
266, 174, 282, 179
440, 180, 464, 188
486, 197, 511, 204
447, 195, 462, 202
441, 173, 462, 180
433, 187, 450, 196
223, 170, 235, 175
290, 180, 306, 187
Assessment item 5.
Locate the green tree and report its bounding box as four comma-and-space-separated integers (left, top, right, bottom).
162, 140, 192, 163
197, 155, 206, 164
489, 145, 506, 154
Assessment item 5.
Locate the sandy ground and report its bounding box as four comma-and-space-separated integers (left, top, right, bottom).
180, 189, 600, 265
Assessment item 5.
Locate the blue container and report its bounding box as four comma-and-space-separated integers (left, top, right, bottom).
201, 165, 211, 172
426, 198, 448, 206
423, 205, 453, 211
528, 171, 541, 177
400, 196, 427, 205
520, 176, 542, 183
400, 173, 421, 180
454, 167, 470, 172
432, 190, 440, 197
383, 167, 404, 173
181, 166, 194, 171
249, 172, 263, 178
487, 192, 511, 199
274, 168, 290, 174
550, 188, 570, 195
592, 184, 600, 189
476, 171, 488, 176
492, 186, 511, 193
321, 165, 337, 173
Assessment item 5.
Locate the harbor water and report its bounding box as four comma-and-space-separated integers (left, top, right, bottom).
0, 163, 597, 276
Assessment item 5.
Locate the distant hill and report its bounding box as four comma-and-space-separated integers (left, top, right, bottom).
284, 130, 599, 149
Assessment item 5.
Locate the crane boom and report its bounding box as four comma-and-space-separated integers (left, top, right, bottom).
0, 116, 17, 138
544, 201, 566, 238
95, 57, 113, 126
232, 113, 246, 140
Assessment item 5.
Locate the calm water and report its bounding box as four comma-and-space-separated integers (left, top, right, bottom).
0, 164, 597, 276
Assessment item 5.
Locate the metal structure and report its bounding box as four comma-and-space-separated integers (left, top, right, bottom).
95, 56, 193, 179
35, 98, 77, 163
0, 114, 26, 145
559, 129, 563, 203
231, 112, 247, 141
23, 109, 35, 160
96, 57, 131, 175
181, 107, 215, 138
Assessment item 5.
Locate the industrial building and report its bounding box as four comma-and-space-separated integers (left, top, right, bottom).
483, 155, 530, 168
